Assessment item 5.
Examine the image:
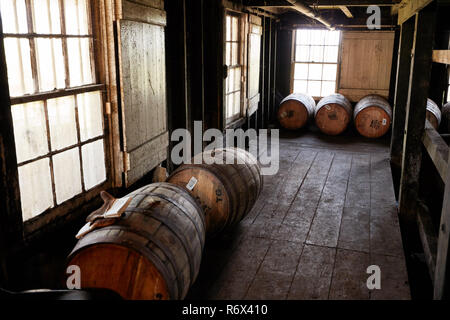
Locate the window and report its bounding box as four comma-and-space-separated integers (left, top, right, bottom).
1, 0, 107, 222
292, 29, 341, 97
225, 13, 243, 123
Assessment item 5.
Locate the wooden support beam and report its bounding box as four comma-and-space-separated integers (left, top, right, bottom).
398, 5, 436, 226
244, 0, 400, 6
435, 147, 450, 299
339, 6, 353, 18
0, 15, 23, 287
396, 0, 433, 25
390, 17, 415, 168
417, 201, 438, 281
433, 50, 450, 65
423, 120, 449, 182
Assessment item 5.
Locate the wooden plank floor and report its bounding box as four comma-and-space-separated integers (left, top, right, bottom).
186, 129, 410, 300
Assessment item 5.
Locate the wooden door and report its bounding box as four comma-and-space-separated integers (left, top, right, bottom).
338, 31, 395, 102
116, 0, 169, 186
247, 15, 262, 116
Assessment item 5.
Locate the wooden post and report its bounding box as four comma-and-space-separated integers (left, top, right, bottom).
390, 17, 415, 169
165, 0, 189, 170
434, 148, 450, 299
0, 15, 23, 288
398, 4, 437, 226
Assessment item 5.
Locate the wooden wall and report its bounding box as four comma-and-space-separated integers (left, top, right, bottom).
338, 31, 396, 102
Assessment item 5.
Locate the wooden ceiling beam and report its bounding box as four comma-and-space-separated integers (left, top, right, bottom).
244, 0, 400, 7
338, 5, 354, 18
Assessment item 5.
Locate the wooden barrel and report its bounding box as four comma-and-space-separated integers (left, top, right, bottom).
441, 102, 450, 132
67, 183, 205, 300
426, 98, 441, 130
353, 95, 392, 138
314, 93, 352, 135
167, 147, 263, 237
277, 93, 315, 130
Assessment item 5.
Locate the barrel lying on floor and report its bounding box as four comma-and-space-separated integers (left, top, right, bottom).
277, 93, 315, 130
353, 95, 392, 138
314, 93, 352, 136
67, 183, 205, 300
167, 147, 263, 238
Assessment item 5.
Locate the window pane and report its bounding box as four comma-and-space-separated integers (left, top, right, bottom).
18, 158, 53, 221
296, 29, 310, 45
227, 68, 234, 95
325, 31, 340, 46
308, 81, 321, 97
53, 148, 82, 204
47, 96, 78, 150
310, 30, 325, 45
231, 17, 238, 41
324, 46, 339, 63
225, 42, 231, 66
4, 38, 34, 96
64, 0, 89, 35
310, 46, 324, 62
308, 64, 322, 80
226, 16, 231, 41
294, 63, 308, 80
11, 101, 49, 163
293, 80, 307, 94
295, 45, 309, 62
321, 81, 336, 96
234, 91, 241, 116
0, 0, 28, 34
32, 0, 61, 34
234, 68, 241, 91
78, 91, 104, 141
67, 38, 94, 87
82, 140, 106, 190
231, 42, 239, 66
323, 64, 337, 81
35, 38, 65, 91
226, 94, 231, 118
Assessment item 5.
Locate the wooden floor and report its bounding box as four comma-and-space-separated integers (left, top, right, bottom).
187, 127, 411, 300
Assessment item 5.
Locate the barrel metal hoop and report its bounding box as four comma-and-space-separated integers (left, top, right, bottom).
126, 207, 199, 283
132, 191, 205, 249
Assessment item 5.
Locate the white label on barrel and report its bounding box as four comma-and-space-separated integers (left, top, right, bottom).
186, 177, 198, 190
382, 119, 387, 126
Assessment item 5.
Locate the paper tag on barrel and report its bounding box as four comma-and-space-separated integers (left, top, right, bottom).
186, 177, 198, 191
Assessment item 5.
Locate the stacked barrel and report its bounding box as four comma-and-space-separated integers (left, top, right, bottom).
67, 148, 262, 300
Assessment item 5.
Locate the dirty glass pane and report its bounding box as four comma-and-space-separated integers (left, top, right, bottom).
18, 158, 54, 221
53, 147, 82, 204
11, 101, 49, 163
35, 38, 65, 91
77, 91, 103, 142
82, 140, 106, 190
4, 38, 34, 96
47, 95, 78, 150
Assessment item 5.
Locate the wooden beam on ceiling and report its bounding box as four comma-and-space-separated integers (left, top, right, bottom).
395, 0, 433, 25
244, 0, 399, 7
432, 50, 450, 65
339, 6, 353, 18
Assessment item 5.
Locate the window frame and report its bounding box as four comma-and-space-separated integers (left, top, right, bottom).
224, 10, 245, 126
290, 28, 342, 99
0, 0, 113, 236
